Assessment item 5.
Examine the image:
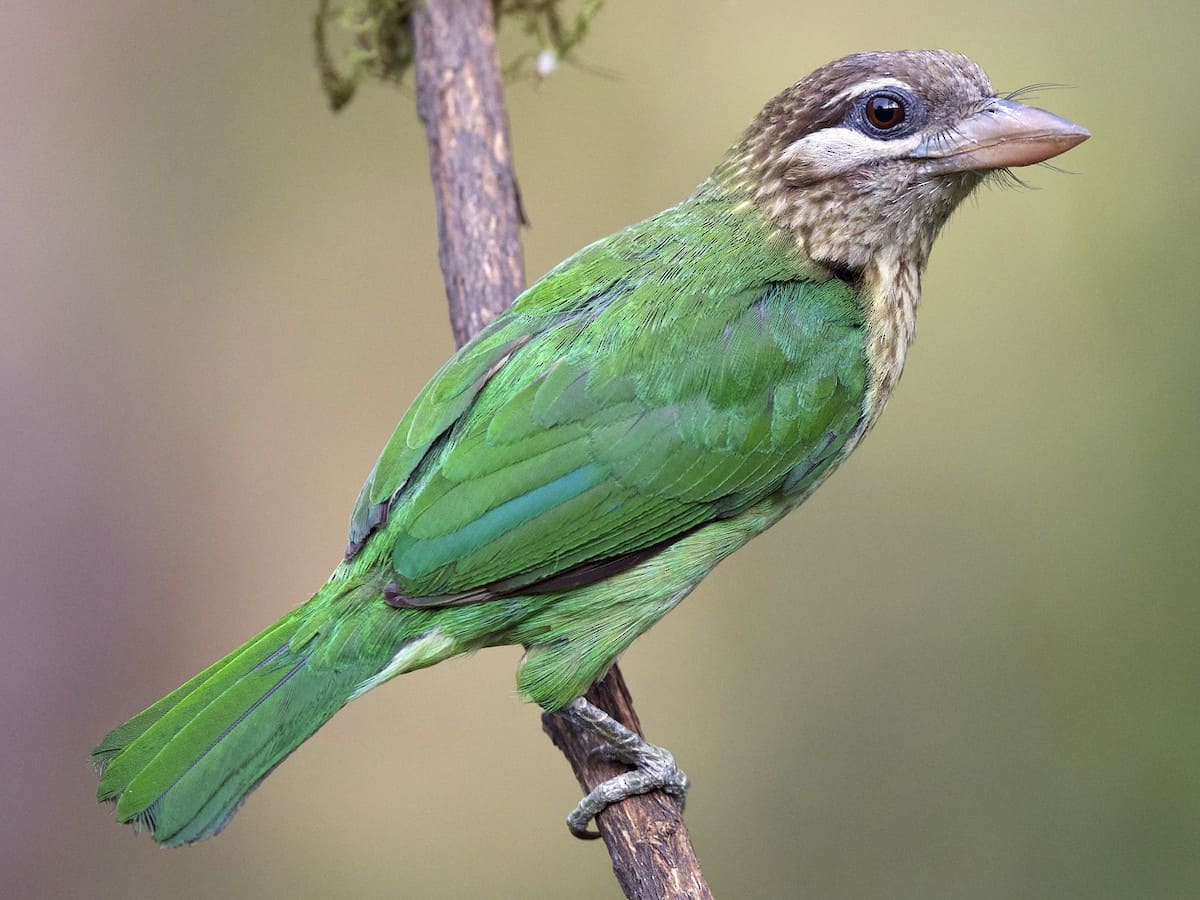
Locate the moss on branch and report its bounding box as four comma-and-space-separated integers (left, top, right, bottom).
315, 0, 604, 111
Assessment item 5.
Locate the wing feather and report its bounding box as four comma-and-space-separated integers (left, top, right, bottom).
347, 199, 869, 601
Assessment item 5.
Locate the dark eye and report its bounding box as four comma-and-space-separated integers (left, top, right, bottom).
864, 93, 907, 132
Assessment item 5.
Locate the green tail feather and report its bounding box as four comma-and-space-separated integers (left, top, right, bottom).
93, 576, 456, 846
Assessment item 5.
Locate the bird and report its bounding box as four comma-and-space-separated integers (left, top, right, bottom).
92, 49, 1088, 845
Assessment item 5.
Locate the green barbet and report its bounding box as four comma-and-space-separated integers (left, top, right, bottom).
94, 50, 1088, 844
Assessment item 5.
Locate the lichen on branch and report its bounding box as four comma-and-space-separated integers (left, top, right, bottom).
315, 0, 605, 111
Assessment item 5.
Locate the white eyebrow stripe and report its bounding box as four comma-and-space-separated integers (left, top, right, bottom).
822, 78, 915, 109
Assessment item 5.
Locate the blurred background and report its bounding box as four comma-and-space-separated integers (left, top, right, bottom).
3, 2, 1197, 897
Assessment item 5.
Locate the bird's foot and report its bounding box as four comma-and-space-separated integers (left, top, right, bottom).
561, 697, 690, 840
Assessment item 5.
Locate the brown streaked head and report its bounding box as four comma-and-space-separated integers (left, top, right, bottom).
732, 50, 1089, 272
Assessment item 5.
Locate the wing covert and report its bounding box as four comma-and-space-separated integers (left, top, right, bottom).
375, 276, 868, 600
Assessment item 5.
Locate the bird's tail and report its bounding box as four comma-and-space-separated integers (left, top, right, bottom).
92, 574, 458, 846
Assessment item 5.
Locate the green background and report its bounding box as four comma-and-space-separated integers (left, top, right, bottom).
4, 2, 1198, 897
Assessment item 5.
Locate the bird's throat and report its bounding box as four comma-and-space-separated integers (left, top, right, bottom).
852, 252, 921, 449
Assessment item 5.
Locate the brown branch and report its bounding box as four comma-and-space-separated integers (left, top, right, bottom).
542, 670, 715, 900
408, 2, 710, 897
412, 0, 524, 346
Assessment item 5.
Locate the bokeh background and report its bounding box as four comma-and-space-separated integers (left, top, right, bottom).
3, 2, 1198, 898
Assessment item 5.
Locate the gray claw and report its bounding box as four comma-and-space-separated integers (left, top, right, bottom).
561, 698, 690, 839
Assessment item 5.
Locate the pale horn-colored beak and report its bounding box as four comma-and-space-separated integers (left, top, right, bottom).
914, 98, 1090, 174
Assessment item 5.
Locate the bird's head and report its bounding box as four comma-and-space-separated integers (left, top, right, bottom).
732, 50, 1089, 273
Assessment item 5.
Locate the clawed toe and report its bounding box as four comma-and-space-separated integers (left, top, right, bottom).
560, 698, 690, 839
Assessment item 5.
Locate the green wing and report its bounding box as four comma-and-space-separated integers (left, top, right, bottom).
349, 202, 869, 601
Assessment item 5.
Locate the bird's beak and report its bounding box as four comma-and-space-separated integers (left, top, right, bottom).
914, 98, 1089, 174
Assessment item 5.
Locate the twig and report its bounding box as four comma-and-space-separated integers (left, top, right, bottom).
408, 2, 710, 897
412, 0, 523, 344
542, 670, 715, 900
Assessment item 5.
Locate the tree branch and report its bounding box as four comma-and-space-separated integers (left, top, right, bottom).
542, 670, 714, 900
412, 0, 523, 345
408, 2, 710, 897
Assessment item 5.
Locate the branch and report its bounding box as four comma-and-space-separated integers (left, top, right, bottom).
408, 2, 710, 897
412, 0, 523, 346
542, 670, 714, 900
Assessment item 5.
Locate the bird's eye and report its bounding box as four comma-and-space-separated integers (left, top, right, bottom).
864, 93, 907, 132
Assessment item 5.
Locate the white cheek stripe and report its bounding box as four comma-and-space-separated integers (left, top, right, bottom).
778, 127, 923, 167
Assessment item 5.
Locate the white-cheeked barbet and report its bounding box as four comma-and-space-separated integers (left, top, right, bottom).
93, 50, 1088, 845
